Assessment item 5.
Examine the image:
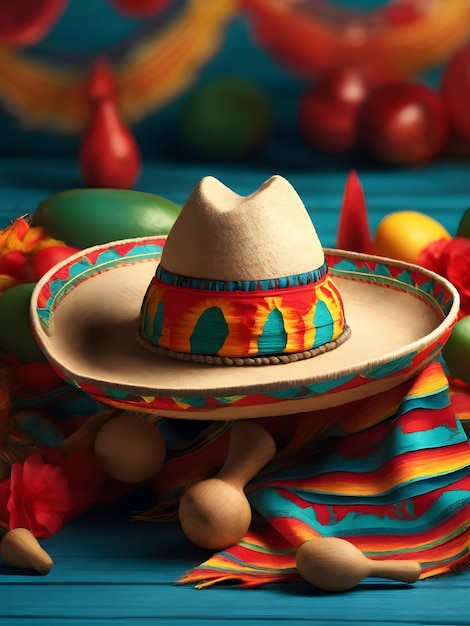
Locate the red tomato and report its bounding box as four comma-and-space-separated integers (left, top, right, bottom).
24, 245, 79, 282
298, 64, 391, 154
441, 44, 470, 141
358, 81, 449, 166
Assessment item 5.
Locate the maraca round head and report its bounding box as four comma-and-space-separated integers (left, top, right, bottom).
178, 478, 252, 550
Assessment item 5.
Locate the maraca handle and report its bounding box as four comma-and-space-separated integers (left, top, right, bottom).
217, 421, 276, 488
369, 559, 421, 583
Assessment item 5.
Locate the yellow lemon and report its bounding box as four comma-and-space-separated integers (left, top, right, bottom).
373, 211, 451, 264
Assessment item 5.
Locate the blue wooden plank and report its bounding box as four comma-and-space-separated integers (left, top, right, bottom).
1, 500, 469, 624
2, 619, 459, 626
2, 577, 470, 623
1, 509, 470, 624
0, 159, 469, 243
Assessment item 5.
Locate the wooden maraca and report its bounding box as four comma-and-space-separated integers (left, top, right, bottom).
94, 413, 166, 483
178, 421, 276, 550
296, 537, 422, 592
0, 528, 53, 574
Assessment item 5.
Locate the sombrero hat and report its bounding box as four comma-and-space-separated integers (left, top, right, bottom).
30, 175, 459, 420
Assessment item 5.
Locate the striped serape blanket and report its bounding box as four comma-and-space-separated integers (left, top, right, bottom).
149, 360, 470, 587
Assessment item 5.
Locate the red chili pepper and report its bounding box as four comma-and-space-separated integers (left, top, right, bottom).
336, 171, 373, 254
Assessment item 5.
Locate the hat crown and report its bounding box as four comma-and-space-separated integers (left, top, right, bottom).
140, 175, 348, 364
161, 175, 324, 281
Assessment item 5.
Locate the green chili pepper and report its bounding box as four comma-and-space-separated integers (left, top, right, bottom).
32, 188, 181, 249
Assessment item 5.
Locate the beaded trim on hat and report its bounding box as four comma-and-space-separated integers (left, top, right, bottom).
137, 323, 351, 366
155, 263, 328, 291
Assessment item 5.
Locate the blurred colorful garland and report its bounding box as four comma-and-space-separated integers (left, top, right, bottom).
1, 0, 470, 134
0, 0, 237, 132
242, 0, 470, 77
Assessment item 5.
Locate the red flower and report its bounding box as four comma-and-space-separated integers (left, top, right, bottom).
0, 215, 71, 294
419, 237, 470, 317
7, 451, 103, 538
43, 447, 106, 504
417, 237, 449, 276
7, 454, 73, 537
444, 239, 470, 315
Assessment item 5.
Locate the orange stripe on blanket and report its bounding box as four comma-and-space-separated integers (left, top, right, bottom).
271, 443, 470, 496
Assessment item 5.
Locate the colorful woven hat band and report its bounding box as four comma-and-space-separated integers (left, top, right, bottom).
139, 261, 350, 366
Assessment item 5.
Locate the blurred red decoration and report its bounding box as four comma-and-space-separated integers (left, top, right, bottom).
441, 44, 470, 142
298, 64, 392, 154
336, 171, 373, 254
79, 59, 141, 189
110, 0, 170, 17
358, 81, 450, 166
0, 0, 68, 46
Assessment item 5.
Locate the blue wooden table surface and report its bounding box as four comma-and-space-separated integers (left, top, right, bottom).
1, 157, 470, 625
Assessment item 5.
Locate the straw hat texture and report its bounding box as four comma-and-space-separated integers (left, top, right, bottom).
31, 175, 459, 419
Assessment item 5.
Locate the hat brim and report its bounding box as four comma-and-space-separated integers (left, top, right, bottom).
31, 236, 459, 420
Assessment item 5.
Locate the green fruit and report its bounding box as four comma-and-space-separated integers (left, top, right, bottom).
442, 316, 470, 383
181, 78, 272, 159
32, 188, 181, 249
456, 206, 470, 238
0, 282, 46, 363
